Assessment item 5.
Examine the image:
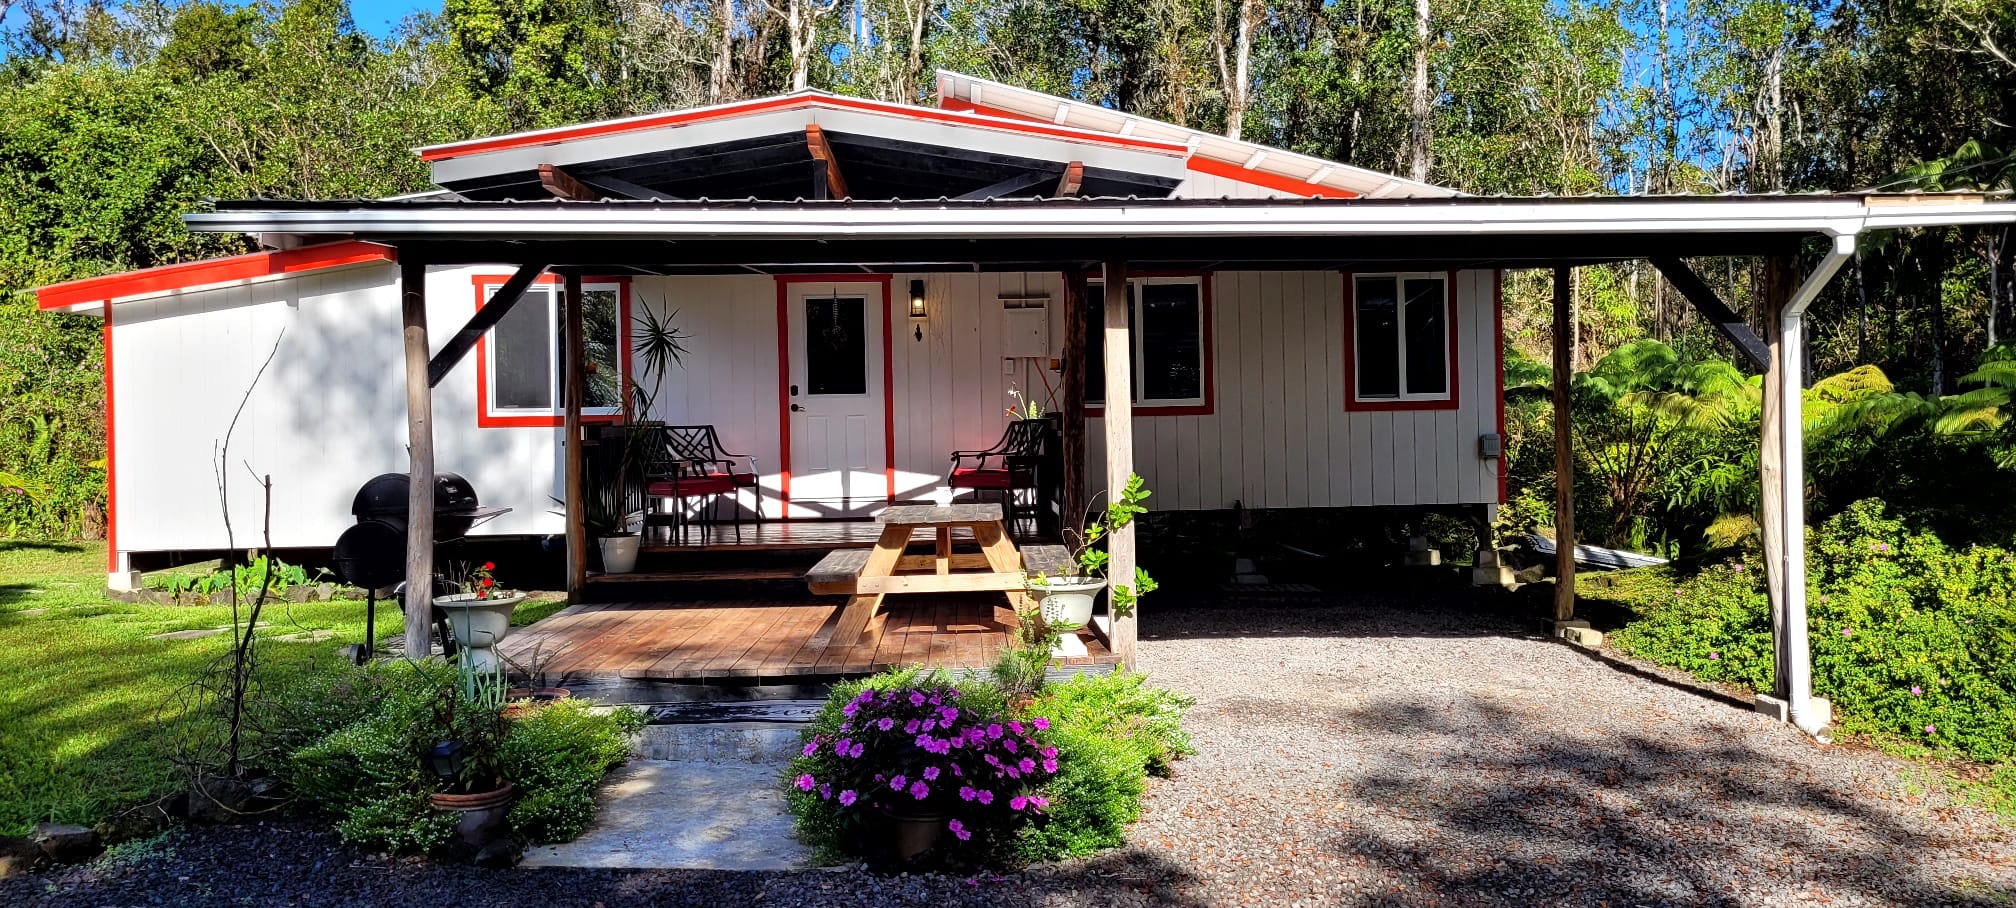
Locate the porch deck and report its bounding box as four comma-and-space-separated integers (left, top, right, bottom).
638, 518, 893, 553
498, 594, 1117, 684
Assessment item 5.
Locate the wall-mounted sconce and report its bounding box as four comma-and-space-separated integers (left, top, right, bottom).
909, 279, 927, 341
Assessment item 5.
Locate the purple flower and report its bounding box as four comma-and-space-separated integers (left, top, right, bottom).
1008, 720, 1024, 736
1006, 766, 1020, 779
948, 818, 970, 841
878, 717, 895, 731
910, 692, 927, 707
959, 786, 976, 802
1018, 757, 1037, 774
1003, 738, 1018, 753
1709, 652, 1720, 661
1040, 746, 1058, 759
941, 706, 959, 723
796, 774, 815, 791
834, 738, 853, 757
1912, 686, 1923, 696
820, 783, 832, 799
923, 766, 941, 781
1030, 796, 1049, 810
839, 789, 857, 807
950, 764, 963, 777
890, 774, 907, 791
1734, 564, 1745, 573
909, 781, 929, 799
850, 742, 865, 759
1042, 758, 1058, 774
922, 718, 937, 733
1010, 796, 1029, 811
802, 740, 819, 757
1876, 542, 1890, 553
1842, 628, 1854, 637
986, 723, 1003, 739
905, 719, 921, 735
1031, 717, 1049, 731
856, 690, 874, 703
1926, 724, 1937, 734
842, 702, 860, 717
975, 789, 994, 805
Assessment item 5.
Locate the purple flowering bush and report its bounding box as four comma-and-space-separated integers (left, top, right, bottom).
785, 669, 1058, 864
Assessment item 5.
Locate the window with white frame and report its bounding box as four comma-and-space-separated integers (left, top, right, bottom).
1351, 273, 1450, 402
1084, 276, 1207, 407
482, 281, 625, 420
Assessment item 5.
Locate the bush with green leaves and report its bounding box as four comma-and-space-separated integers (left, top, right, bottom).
1609, 499, 2016, 762
1014, 672, 1194, 861
282, 660, 644, 853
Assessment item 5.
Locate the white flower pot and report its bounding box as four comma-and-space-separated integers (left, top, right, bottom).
1029, 576, 1104, 628
435, 592, 525, 671
599, 534, 641, 574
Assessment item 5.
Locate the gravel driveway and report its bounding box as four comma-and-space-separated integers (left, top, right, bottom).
7, 592, 2012, 907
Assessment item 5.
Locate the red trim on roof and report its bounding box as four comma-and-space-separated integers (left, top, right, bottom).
36, 241, 396, 312
1184, 156, 1357, 199
418, 96, 1188, 163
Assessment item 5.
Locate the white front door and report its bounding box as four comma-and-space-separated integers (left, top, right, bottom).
785, 282, 887, 518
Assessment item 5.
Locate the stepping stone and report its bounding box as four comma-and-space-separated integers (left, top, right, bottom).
271, 629, 336, 642
16, 609, 45, 616
519, 760, 810, 870
148, 628, 228, 641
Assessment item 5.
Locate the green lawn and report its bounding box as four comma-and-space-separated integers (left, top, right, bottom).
0, 541, 563, 837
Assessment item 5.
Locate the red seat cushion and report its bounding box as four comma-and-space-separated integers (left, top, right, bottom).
710, 472, 759, 487
949, 467, 1012, 490
648, 476, 736, 497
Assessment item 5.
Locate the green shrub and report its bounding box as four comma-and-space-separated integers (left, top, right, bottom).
1610, 499, 2016, 762
499, 699, 646, 843
1014, 672, 1194, 862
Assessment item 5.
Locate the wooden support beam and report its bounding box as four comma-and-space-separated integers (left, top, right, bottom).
1760, 254, 1796, 698
1061, 270, 1089, 533
1650, 255, 1772, 371
427, 262, 548, 387
573, 172, 669, 201
563, 273, 589, 601
954, 170, 1055, 201
1551, 265, 1576, 623
805, 125, 849, 200
539, 164, 598, 201
1101, 260, 1138, 669
399, 258, 437, 658
1055, 161, 1084, 197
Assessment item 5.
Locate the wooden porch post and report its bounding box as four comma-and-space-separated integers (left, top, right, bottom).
1551, 266, 1577, 623
399, 258, 437, 658
1760, 254, 1796, 700
1101, 261, 1138, 670
1061, 270, 1089, 530
562, 273, 589, 601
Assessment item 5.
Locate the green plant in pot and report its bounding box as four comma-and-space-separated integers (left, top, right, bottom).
1025, 474, 1159, 650
425, 656, 515, 850
435, 560, 526, 672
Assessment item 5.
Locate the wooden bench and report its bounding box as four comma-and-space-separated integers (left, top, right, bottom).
807, 543, 1075, 595
1020, 544, 1073, 579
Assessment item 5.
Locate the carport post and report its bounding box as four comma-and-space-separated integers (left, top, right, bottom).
399, 257, 437, 659
1102, 260, 1138, 670
1550, 266, 1577, 624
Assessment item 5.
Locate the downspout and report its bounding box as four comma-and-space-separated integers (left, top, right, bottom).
1780, 232, 1857, 737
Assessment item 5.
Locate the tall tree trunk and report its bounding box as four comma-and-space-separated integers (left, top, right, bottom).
1407, 0, 1432, 181
1215, 0, 1259, 140
784, 0, 830, 91
900, 0, 928, 104
709, 0, 735, 103
1760, 42, 1785, 191
1930, 239, 1949, 394
1855, 249, 1870, 362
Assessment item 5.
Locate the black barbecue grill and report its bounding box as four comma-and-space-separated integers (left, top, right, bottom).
332, 471, 509, 661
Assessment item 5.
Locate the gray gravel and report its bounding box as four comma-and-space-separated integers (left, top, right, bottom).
6, 593, 2013, 906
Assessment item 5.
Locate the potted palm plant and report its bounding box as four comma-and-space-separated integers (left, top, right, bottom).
1025, 473, 1159, 629
425, 656, 515, 850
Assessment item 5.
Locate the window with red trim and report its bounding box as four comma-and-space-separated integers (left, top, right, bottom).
1085, 276, 1208, 409
476, 278, 629, 425
1349, 273, 1451, 406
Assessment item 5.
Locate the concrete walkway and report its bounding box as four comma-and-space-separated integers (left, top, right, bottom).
519, 759, 811, 871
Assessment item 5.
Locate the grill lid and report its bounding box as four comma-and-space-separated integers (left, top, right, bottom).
351, 472, 485, 519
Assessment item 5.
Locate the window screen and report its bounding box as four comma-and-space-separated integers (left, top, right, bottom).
1354, 277, 1401, 399
492, 286, 555, 410
804, 296, 868, 396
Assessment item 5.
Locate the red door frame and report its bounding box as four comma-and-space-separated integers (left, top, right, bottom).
773, 274, 897, 515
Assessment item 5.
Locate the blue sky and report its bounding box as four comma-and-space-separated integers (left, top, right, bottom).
348, 0, 438, 38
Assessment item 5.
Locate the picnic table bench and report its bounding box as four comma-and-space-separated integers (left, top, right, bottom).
805, 503, 1069, 647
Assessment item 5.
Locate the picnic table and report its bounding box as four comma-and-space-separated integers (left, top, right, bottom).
806, 503, 1068, 648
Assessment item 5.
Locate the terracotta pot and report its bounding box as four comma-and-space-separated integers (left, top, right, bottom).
429, 782, 515, 849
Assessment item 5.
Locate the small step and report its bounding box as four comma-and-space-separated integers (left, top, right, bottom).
587, 568, 804, 584
631, 721, 806, 763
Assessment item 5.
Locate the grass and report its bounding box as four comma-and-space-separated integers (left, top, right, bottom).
0, 540, 565, 837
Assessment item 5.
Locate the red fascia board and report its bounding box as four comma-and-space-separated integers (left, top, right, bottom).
1184, 156, 1358, 199
419, 96, 1189, 164
36, 241, 396, 312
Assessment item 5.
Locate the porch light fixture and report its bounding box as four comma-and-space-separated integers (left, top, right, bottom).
908, 280, 928, 319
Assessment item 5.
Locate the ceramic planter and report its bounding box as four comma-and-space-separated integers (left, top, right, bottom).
434, 592, 525, 672
429, 782, 515, 849
1029, 576, 1104, 628
599, 534, 641, 574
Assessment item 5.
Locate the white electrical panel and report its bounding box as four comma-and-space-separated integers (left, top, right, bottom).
1000, 298, 1050, 357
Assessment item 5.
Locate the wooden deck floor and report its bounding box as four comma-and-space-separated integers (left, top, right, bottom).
497, 595, 1117, 683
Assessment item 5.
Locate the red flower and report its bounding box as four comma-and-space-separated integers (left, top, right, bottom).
481, 577, 494, 588
481, 561, 496, 571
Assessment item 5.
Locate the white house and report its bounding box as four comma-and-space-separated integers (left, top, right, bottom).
37, 71, 2016, 732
